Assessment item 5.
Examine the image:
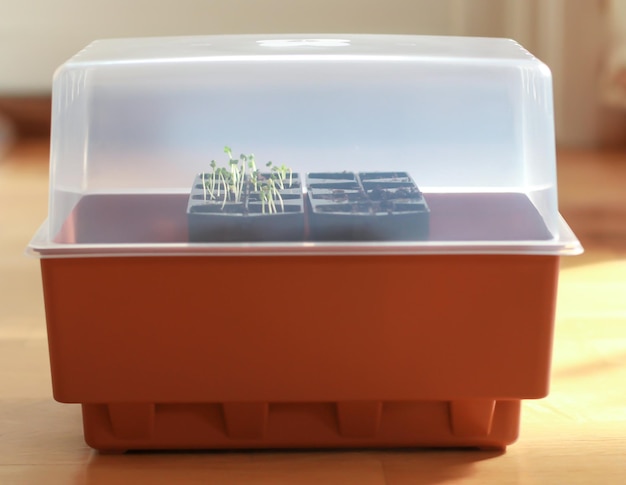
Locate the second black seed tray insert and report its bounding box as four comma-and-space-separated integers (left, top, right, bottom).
306, 172, 430, 241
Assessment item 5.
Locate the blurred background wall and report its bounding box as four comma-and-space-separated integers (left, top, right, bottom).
0, 0, 624, 147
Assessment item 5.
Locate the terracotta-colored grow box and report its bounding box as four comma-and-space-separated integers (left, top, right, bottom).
29, 34, 582, 453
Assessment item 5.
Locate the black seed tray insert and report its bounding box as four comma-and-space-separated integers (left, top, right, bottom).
306, 171, 430, 241
187, 173, 305, 242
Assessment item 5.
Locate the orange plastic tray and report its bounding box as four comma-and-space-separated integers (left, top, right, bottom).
38, 191, 560, 452
41, 252, 558, 452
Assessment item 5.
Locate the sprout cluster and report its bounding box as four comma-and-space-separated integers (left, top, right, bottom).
201, 146, 293, 214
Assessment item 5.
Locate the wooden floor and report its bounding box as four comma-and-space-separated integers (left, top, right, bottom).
1, 141, 625, 484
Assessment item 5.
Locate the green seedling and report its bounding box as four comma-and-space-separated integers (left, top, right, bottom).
202, 159, 218, 201
259, 184, 271, 214
266, 161, 293, 190
269, 177, 285, 213
217, 167, 230, 208
229, 158, 240, 201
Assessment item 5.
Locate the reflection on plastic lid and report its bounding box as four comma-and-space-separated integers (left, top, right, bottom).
257, 39, 351, 48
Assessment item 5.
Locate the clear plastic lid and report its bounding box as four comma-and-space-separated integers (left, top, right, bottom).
28, 34, 582, 258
